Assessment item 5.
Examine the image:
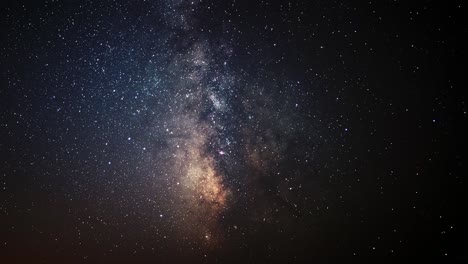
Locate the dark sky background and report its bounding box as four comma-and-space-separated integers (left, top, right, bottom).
1, 0, 466, 262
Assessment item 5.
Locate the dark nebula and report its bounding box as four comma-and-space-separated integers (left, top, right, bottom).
1, 0, 466, 262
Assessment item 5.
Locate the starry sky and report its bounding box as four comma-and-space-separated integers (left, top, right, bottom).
0, 0, 466, 262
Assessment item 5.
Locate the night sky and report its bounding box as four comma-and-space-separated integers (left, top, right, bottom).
1, 0, 466, 262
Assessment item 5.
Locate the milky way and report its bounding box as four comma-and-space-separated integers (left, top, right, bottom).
144, 15, 234, 242
160, 58, 231, 244
1, 0, 465, 262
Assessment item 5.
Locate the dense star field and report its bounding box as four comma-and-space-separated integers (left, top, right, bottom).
0, 0, 466, 262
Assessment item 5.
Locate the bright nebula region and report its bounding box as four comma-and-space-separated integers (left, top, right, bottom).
0, 0, 466, 262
